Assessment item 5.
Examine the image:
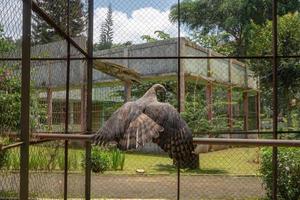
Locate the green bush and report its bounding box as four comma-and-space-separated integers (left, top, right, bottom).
0, 150, 9, 169
87, 146, 111, 173
0, 137, 10, 169
260, 148, 300, 200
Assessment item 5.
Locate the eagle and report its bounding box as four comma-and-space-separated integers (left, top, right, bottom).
94, 84, 198, 169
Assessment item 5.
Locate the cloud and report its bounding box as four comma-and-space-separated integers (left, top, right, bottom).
94, 7, 184, 44
0, 2, 184, 44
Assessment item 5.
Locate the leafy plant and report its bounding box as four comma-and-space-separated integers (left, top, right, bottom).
111, 148, 125, 170
260, 147, 300, 200
83, 146, 111, 173
181, 83, 243, 136
0, 65, 47, 135
0, 137, 10, 169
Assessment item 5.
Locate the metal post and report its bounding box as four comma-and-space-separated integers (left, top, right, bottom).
124, 81, 132, 102
256, 92, 261, 132
243, 92, 249, 138
206, 84, 213, 121
177, 0, 181, 199
272, 0, 278, 199
227, 87, 233, 131
64, 0, 71, 199
206, 50, 213, 121
20, 0, 32, 199
47, 88, 53, 129
85, 0, 94, 199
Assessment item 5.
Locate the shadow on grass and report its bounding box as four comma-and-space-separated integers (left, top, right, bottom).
154, 164, 227, 175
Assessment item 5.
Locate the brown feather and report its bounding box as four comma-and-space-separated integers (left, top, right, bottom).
119, 113, 163, 150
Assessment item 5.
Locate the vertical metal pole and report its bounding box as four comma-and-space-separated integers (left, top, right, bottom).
177, 0, 181, 199
256, 91, 261, 132
47, 88, 53, 129
227, 88, 233, 130
206, 84, 213, 121
20, 0, 31, 199
64, 0, 71, 199
272, 0, 278, 199
243, 92, 249, 138
85, 0, 93, 199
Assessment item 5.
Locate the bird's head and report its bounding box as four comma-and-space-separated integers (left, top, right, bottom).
152, 84, 167, 102
152, 84, 167, 94
140, 84, 167, 102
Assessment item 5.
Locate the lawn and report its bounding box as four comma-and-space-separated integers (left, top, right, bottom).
2, 145, 260, 176
119, 147, 260, 175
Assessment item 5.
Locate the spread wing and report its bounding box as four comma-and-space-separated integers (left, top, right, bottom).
94, 102, 141, 146
144, 102, 196, 163
94, 102, 163, 150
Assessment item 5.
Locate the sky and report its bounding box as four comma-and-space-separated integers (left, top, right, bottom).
93, 0, 183, 44
0, 0, 184, 44
94, 0, 177, 15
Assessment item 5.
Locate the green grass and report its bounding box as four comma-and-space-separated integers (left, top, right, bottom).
112, 147, 260, 175
2, 146, 260, 175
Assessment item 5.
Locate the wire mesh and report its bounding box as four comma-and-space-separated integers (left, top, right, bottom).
181, 145, 264, 200
1, 0, 300, 199
93, 0, 178, 57
91, 63, 179, 199
0, 147, 20, 199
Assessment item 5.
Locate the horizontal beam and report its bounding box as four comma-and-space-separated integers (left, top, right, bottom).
92, 55, 300, 60
193, 130, 300, 135
32, 133, 95, 141
1, 142, 24, 151
1, 54, 300, 62
193, 138, 300, 147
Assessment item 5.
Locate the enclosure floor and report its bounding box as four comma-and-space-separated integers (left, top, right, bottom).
1, 173, 265, 199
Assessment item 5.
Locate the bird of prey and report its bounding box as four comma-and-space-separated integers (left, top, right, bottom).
94, 84, 198, 169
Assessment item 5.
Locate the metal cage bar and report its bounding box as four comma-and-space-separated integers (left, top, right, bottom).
20, 0, 32, 199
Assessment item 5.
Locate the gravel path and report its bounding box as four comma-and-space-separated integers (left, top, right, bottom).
1, 173, 265, 199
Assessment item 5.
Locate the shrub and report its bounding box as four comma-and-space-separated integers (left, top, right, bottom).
0, 150, 9, 169
260, 147, 300, 200
83, 146, 111, 173
0, 137, 10, 169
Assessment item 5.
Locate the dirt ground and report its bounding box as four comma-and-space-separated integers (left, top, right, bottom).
1, 173, 265, 200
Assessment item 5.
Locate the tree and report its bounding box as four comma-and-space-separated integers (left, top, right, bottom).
32, 0, 86, 44
248, 13, 300, 129
0, 25, 15, 53
94, 4, 114, 50
141, 30, 171, 43
169, 0, 300, 56
0, 26, 46, 134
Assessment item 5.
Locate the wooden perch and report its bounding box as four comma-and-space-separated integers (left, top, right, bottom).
93, 60, 141, 83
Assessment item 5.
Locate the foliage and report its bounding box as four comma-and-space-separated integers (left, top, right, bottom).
111, 148, 125, 170
2, 145, 258, 175
260, 148, 300, 200
0, 25, 15, 53
0, 65, 47, 133
141, 30, 171, 43
88, 146, 111, 173
94, 4, 114, 50
169, 0, 300, 56
1, 23, 46, 134
32, 0, 86, 44
181, 83, 243, 134
112, 41, 133, 49
0, 138, 10, 169
188, 32, 235, 56
248, 13, 300, 129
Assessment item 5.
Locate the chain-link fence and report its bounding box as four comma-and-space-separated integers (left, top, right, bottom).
1, 0, 300, 199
